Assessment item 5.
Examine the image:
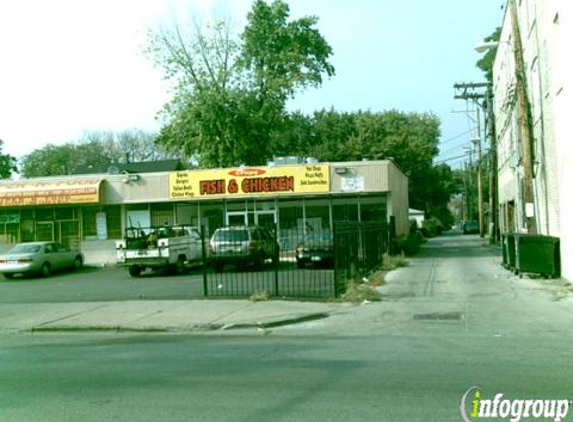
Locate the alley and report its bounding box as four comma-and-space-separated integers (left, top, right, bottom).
291, 231, 573, 340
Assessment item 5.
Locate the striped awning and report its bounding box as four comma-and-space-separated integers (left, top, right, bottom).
0, 178, 103, 207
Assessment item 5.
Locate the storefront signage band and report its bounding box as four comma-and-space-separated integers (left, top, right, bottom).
169, 164, 330, 199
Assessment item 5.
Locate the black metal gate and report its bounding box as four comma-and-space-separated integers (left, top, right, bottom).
201, 222, 389, 299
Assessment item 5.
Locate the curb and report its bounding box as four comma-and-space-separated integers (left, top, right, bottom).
24, 312, 331, 334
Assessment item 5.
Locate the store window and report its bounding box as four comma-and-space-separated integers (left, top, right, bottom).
126, 204, 150, 228
151, 203, 174, 226
277, 199, 304, 230
332, 196, 359, 222
304, 198, 331, 231
82, 205, 122, 240
359, 195, 387, 223
0, 208, 20, 244
199, 202, 224, 237
36, 208, 54, 221
176, 203, 199, 226
55, 207, 75, 220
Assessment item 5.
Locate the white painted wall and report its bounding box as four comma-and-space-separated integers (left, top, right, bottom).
493, 0, 572, 280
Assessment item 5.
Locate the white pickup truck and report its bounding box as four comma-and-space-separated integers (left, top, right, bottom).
115, 225, 204, 277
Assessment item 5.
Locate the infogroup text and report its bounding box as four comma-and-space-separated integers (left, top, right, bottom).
461, 387, 571, 422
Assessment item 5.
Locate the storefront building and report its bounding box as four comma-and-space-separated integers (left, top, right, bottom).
0, 160, 408, 265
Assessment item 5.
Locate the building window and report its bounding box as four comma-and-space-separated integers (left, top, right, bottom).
36, 208, 54, 221
359, 195, 388, 223
150, 203, 174, 226
277, 199, 304, 231
332, 196, 359, 222
305, 198, 330, 231
82, 205, 121, 240
55, 207, 75, 220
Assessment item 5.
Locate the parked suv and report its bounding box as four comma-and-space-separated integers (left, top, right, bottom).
209, 226, 279, 271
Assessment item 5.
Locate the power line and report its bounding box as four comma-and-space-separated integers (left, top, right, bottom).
435, 148, 491, 165
439, 129, 475, 146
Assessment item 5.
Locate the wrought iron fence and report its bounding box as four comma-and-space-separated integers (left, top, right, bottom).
200, 221, 389, 299
332, 221, 388, 297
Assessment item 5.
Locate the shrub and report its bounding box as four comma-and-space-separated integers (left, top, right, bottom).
421, 217, 443, 237
395, 232, 422, 255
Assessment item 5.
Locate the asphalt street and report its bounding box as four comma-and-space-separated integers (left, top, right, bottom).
2, 231, 572, 422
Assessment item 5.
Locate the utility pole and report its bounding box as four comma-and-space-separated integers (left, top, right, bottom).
474, 109, 485, 237
486, 86, 499, 242
509, 0, 537, 234
454, 82, 489, 238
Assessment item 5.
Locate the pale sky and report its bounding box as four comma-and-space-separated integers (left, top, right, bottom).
0, 0, 504, 169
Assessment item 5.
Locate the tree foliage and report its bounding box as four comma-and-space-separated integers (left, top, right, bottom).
272, 108, 455, 221
0, 140, 17, 179
476, 27, 501, 83
148, 0, 334, 168
19, 130, 170, 178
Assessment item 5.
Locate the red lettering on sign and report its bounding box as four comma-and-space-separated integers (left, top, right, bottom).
241, 176, 295, 193
199, 180, 226, 195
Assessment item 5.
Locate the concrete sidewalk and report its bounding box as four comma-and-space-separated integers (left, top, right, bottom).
0, 300, 344, 333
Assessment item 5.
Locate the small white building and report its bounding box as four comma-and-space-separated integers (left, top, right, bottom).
408, 208, 425, 229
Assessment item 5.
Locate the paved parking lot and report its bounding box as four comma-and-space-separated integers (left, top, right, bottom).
0, 263, 335, 303
0, 265, 206, 304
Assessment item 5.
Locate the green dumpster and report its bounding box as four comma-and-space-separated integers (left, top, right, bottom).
501, 233, 508, 267
514, 234, 560, 278
502, 233, 516, 270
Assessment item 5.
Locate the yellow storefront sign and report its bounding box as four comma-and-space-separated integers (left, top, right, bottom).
169, 164, 330, 199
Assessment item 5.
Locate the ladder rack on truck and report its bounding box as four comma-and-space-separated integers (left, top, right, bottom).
115, 225, 204, 277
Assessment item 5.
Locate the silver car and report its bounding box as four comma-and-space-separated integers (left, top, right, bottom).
0, 242, 84, 279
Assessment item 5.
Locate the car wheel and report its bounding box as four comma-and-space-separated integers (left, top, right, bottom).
176, 256, 186, 274
3, 273, 14, 279
73, 256, 83, 270
254, 253, 264, 270
128, 265, 142, 277
41, 263, 51, 277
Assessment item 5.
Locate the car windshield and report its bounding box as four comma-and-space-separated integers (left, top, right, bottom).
213, 230, 249, 242
9, 244, 41, 254
305, 233, 333, 242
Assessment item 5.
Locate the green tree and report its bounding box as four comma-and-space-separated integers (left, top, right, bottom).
0, 140, 17, 179
20, 144, 76, 178
476, 27, 501, 83
19, 130, 167, 178
148, 0, 334, 167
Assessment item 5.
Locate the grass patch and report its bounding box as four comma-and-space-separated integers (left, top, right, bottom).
340, 282, 382, 303
381, 253, 408, 271
249, 290, 270, 302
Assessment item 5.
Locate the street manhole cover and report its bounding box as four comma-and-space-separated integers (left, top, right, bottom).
413, 311, 463, 321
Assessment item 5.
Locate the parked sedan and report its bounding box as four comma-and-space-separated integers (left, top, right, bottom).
296, 232, 334, 268
0, 242, 84, 279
